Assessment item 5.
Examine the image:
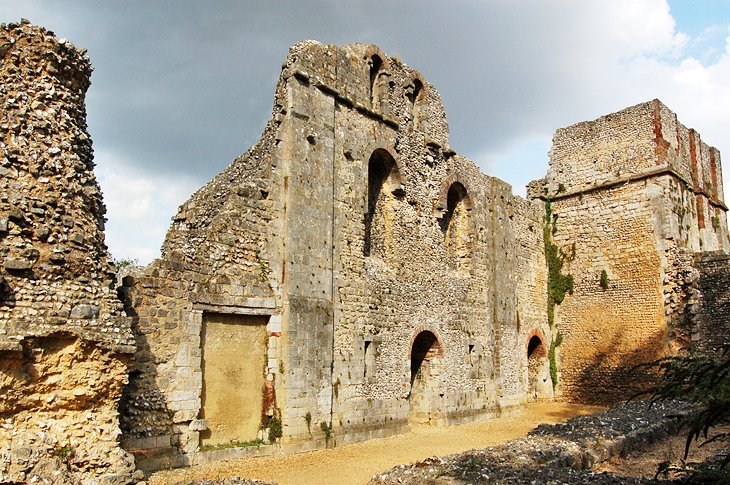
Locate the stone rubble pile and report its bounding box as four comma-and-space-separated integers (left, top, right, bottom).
368, 400, 693, 484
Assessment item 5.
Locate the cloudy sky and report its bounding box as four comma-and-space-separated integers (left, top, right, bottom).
3, 0, 730, 263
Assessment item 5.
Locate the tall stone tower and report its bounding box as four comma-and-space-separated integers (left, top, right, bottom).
0, 20, 138, 483
528, 99, 729, 403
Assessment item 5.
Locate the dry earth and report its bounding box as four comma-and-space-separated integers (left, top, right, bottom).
594, 424, 730, 481
148, 402, 603, 485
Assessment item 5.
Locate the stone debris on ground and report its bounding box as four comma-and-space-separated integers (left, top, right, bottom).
368, 400, 694, 484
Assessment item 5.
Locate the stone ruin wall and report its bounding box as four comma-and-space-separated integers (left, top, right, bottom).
119, 40, 549, 467
3, 21, 727, 478
527, 100, 729, 404
512, 196, 551, 401
688, 252, 730, 354
0, 21, 139, 484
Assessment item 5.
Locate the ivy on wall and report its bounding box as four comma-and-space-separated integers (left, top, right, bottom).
543, 199, 574, 389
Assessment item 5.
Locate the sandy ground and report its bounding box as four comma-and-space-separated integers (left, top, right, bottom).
149, 402, 603, 485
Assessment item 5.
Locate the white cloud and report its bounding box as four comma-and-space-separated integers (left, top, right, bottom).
95, 151, 198, 264
4, 0, 729, 259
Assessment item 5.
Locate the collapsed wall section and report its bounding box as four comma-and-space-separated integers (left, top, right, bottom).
0, 21, 138, 483
118, 108, 283, 462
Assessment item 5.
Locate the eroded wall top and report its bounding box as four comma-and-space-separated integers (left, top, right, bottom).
530, 99, 725, 210
0, 20, 133, 351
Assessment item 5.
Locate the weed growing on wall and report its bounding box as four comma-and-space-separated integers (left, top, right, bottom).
262, 415, 282, 444
320, 421, 333, 444
199, 439, 264, 452
600, 270, 609, 290
254, 248, 270, 282
543, 199, 574, 389
548, 332, 563, 388
304, 411, 312, 435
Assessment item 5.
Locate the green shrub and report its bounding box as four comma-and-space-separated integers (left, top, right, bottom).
639, 346, 730, 481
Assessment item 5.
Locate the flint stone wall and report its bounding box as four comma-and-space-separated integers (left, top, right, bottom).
690, 251, 730, 353
527, 100, 729, 403
0, 21, 138, 484
122, 41, 548, 467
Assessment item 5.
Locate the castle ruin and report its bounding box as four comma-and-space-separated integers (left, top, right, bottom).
1, 22, 728, 482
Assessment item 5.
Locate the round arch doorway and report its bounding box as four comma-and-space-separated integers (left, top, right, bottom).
408, 330, 443, 424
526, 332, 552, 401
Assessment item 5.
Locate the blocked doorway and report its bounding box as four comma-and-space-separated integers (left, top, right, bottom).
408, 330, 443, 424
200, 313, 268, 446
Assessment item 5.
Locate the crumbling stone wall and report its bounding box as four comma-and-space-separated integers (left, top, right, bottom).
122, 41, 547, 467
0, 20, 138, 483
689, 251, 730, 353
512, 197, 551, 401
528, 100, 729, 403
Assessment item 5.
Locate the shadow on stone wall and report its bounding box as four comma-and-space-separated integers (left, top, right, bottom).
565, 328, 667, 405
117, 276, 177, 462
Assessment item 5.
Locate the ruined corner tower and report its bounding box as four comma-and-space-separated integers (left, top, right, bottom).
528, 99, 729, 403
0, 20, 139, 483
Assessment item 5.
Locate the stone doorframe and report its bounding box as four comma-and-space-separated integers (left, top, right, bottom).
408, 327, 444, 424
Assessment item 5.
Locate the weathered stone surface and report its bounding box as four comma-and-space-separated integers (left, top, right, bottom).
527, 100, 729, 403
1, 22, 727, 479
121, 40, 551, 467
70, 303, 100, 319
0, 21, 137, 483
117, 40, 729, 471
3, 257, 33, 271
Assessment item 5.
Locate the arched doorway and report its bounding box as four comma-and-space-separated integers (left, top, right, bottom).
526, 332, 551, 401
409, 330, 443, 424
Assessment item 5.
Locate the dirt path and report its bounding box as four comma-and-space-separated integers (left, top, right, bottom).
149, 402, 603, 485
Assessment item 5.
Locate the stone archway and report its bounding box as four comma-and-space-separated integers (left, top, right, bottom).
408, 330, 443, 424
526, 331, 551, 401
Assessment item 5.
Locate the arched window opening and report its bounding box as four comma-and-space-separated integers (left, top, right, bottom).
405, 78, 422, 104
526, 333, 549, 401
409, 330, 443, 424
364, 149, 402, 258
411, 330, 438, 386
440, 182, 473, 274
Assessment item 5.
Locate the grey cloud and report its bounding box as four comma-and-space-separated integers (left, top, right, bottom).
0, 1, 715, 181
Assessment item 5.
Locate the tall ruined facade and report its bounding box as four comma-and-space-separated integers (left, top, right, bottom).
1, 23, 728, 477
528, 100, 729, 403
119, 41, 551, 468
0, 22, 139, 483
